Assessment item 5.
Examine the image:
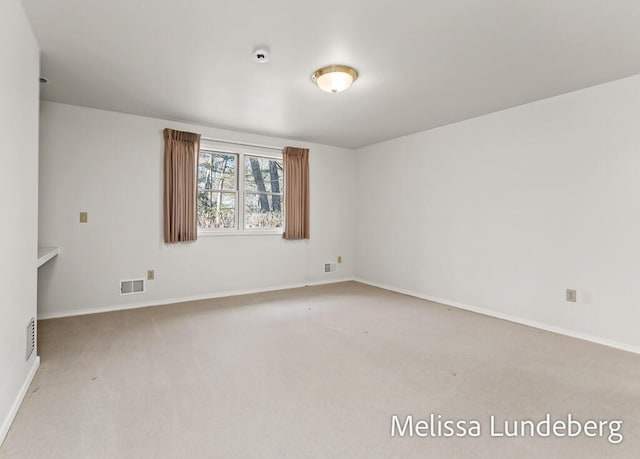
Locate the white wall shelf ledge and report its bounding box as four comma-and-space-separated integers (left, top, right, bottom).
37, 246, 59, 268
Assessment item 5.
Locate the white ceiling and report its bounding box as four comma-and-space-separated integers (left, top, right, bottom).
21, 0, 640, 149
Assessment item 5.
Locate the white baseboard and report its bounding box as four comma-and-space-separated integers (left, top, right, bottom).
0, 356, 40, 447
305, 277, 355, 287
354, 277, 640, 355
38, 278, 355, 320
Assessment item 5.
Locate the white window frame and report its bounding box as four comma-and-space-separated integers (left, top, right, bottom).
198, 140, 284, 236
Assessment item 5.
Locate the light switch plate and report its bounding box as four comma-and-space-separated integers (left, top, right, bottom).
80, 212, 88, 223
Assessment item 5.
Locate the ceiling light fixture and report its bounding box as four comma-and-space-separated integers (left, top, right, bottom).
311, 65, 358, 93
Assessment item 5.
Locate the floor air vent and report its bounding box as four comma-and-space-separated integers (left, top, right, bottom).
324, 262, 337, 273
120, 279, 145, 295
26, 318, 35, 361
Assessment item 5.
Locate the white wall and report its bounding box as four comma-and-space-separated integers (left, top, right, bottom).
355, 74, 640, 352
0, 0, 40, 445
38, 102, 355, 318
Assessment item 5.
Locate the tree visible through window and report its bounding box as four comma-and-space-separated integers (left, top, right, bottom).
197, 149, 283, 232
244, 156, 283, 229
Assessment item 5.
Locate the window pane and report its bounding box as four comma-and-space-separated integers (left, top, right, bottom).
198, 191, 236, 229
244, 156, 283, 193
198, 151, 236, 191
244, 193, 283, 229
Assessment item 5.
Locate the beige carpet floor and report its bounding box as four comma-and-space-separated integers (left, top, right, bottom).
1, 281, 639, 458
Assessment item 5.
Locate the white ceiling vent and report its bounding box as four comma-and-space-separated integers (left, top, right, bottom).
26, 318, 35, 361
120, 279, 145, 295
324, 262, 337, 273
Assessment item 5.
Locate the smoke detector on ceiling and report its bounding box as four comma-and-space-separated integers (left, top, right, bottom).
253, 48, 270, 63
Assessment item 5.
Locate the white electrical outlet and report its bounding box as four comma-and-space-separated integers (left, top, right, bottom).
566, 289, 577, 302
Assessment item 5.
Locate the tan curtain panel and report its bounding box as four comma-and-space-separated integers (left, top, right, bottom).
163, 128, 201, 243
282, 146, 310, 240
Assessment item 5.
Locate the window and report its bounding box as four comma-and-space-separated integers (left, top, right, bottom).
243, 155, 284, 229
197, 143, 283, 234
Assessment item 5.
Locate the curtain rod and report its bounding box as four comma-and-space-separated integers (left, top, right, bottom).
201, 136, 283, 152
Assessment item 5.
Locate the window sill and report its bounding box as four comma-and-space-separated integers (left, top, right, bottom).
198, 230, 284, 237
